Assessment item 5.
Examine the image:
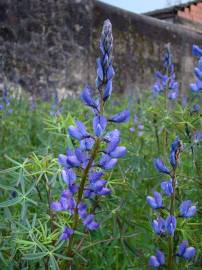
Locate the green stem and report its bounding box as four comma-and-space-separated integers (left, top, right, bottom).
67, 138, 100, 257
168, 170, 176, 270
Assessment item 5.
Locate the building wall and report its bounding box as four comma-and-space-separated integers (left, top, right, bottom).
0, 0, 201, 99
177, 2, 202, 24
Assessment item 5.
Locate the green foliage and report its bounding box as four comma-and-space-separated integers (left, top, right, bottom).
0, 92, 201, 269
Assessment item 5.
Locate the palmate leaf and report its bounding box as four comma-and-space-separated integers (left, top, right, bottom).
0, 196, 23, 208
0, 183, 20, 193
22, 251, 48, 260
49, 255, 60, 270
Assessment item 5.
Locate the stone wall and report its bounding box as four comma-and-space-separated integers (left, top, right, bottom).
0, 0, 202, 98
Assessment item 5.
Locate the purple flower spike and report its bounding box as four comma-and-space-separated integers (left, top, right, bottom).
149, 250, 165, 268
154, 158, 170, 175
109, 109, 130, 123
179, 200, 196, 218
93, 115, 107, 137
165, 215, 176, 235
177, 240, 196, 260
60, 227, 74, 241
81, 86, 97, 109
146, 191, 163, 209
161, 180, 173, 196
152, 216, 165, 235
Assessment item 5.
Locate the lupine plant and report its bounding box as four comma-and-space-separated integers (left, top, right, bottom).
190, 44, 202, 113
0, 81, 13, 114
147, 137, 197, 269
51, 19, 129, 263
152, 43, 179, 102
49, 91, 62, 116
129, 114, 144, 137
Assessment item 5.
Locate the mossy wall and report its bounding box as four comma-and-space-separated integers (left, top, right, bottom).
0, 0, 201, 98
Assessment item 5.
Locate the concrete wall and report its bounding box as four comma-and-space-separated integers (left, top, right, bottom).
0, 0, 202, 98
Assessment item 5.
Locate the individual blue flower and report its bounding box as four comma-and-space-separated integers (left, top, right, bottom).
179, 200, 196, 218
51, 189, 76, 213
169, 137, 182, 169
193, 131, 202, 143
81, 86, 98, 109
154, 158, 170, 175
109, 109, 130, 123
165, 215, 176, 236
99, 154, 117, 170
66, 150, 82, 168
60, 227, 74, 241
103, 79, 113, 101
129, 127, 135, 133
192, 44, 202, 57
86, 171, 111, 197
146, 192, 163, 209
93, 115, 107, 137
161, 179, 173, 196
152, 216, 165, 235
107, 146, 126, 158
80, 138, 94, 151
68, 121, 89, 141
149, 250, 165, 268
104, 129, 120, 148
82, 214, 100, 230
177, 240, 196, 260
191, 104, 200, 112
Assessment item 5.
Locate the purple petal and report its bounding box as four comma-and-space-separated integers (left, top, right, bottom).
97, 187, 111, 196
165, 215, 176, 236
177, 240, 188, 256
183, 247, 196, 260
192, 44, 202, 57
81, 86, 97, 108
161, 180, 173, 196
146, 196, 158, 209
93, 115, 107, 137
153, 191, 163, 208
109, 109, 130, 123
60, 227, 74, 241
154, 158, 170, 175
156, 250, 165, 265
62, 168, 76, 185
109, 146, 126, 158
58, 154, 67, 167
51, 201, 63, 211
149, 256, 160, 267
103, 79, 112, 101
